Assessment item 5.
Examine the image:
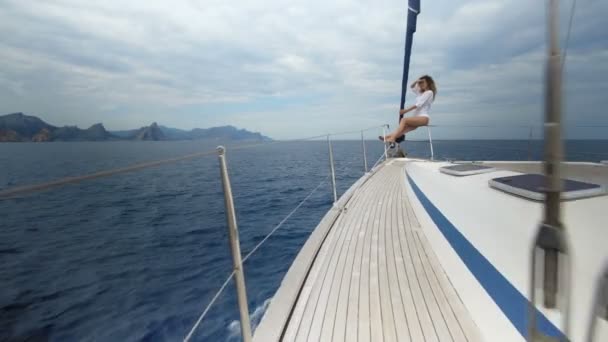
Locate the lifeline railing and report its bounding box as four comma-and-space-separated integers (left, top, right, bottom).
406, 123, 608, 163
184, 125, 606, 342
185, 125, 606, 342
0, 123, 392, 340
0, 125, 389, 199
183, 124, 390, 342
3, 123, 606, 200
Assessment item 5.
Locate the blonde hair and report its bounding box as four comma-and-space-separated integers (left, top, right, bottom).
419, 75, 437, 99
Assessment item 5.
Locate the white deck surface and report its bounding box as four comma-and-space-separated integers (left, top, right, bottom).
405, 160, 608, 342
255, 159, 607, 342
255, 160, 481, 342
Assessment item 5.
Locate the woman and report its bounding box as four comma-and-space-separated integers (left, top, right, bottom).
380, 75, 436, 143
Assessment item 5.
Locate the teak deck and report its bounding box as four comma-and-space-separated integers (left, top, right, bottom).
254, 160, 481, 342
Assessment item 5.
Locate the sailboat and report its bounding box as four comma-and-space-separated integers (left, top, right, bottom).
1, 1, 605, 341
213, 0, 608, 341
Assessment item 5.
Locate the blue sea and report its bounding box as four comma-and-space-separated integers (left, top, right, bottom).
1, 139, 607, 342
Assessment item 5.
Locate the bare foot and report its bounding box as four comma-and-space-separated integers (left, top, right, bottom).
379, 135, 396, 143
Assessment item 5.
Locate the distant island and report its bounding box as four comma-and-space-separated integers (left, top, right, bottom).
0, 113, 272, 142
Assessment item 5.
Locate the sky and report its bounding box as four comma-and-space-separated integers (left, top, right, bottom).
0, 0, 606, 139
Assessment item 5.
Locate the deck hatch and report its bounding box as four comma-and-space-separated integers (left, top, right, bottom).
440, 164, 496, 176
489, 174, 605, 201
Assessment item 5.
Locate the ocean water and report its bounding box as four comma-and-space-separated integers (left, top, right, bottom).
1, 139, 607, 342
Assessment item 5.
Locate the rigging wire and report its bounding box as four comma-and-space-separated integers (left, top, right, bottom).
0, 127, 385, 199
371, 150, 387, 170
241, 176, 329, 264
183, 148, 386, 341
183, 271, 235, 342
0, 150, 218, 199
183, 175, 330, 342
325, 125, 387, 138
424, 140, 608, 159
562, 0, 577, 70
2, 121, 603, 200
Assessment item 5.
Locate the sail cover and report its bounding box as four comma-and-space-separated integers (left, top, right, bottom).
396, 0, 420, 143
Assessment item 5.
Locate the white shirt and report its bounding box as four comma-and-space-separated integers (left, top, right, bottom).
411, 86, 434, 117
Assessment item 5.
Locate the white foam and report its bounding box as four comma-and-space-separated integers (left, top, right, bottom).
226, 298, 272, 341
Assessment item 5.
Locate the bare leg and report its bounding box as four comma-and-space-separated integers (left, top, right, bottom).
381, 119, 409, 141
384, 116, 429, 142
386, 127, 416, 142
394, 126, 417, 140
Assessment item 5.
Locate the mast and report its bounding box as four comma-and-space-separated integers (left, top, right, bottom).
396, 0, 421, 144
528, 1, 571, 339
526, 0, 572, 341
541, 0, 565, 308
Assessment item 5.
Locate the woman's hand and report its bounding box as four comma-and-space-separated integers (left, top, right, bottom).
399, 109, 407, 115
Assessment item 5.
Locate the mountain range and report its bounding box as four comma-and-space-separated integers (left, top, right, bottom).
0, 113, 272, 142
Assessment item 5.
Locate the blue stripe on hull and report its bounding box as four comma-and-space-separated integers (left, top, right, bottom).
406, 174, 564, 339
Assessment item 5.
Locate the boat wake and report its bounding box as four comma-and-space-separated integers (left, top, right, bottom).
226, 298, 272, 341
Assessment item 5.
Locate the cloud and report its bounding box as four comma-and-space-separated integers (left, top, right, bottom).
0, 0, 606, 139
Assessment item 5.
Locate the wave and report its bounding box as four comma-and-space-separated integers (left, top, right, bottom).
226, 297, 272, 341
